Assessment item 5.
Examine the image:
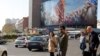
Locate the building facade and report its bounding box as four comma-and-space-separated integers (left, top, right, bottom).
23, 17, 29, 29
5, 19, 12, 24
15, 19, 23, 32
15, 17, 29, 32
29, 0, 43, 29
29, 0, 97, 28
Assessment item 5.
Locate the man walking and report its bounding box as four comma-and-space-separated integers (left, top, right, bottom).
86, 26, 99, 56
59, 26, 68, 56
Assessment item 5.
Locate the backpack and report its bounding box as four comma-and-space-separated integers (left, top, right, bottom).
80, 37, 86, 50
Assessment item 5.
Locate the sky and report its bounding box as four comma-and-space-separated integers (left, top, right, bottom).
0, 0, 29, 30
0, 0, 100, 30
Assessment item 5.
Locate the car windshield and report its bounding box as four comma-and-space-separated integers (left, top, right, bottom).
17, 37, 25, 40
27, 37, 31, 40
30, 37, 43, 41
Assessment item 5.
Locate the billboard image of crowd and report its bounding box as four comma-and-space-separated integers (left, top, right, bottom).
41, 0, 97, 27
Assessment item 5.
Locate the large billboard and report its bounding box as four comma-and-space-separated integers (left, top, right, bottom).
41, 0, 97, 27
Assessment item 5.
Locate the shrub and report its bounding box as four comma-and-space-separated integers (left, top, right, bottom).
3, 35, 18, 39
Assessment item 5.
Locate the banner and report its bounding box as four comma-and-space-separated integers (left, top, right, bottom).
41, 0, 97, 27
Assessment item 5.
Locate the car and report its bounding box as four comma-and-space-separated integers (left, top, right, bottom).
27, 36, 48, 51
68, 30, 81, 39
0, 46, 7, 56
0, 38, 7, 44
93, 28, 100, 43
93, 28, 100, 34
14, 36, 29, 48
98, 34, 100, 43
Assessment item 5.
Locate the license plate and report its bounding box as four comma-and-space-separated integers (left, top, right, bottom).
31, 43, 37, 45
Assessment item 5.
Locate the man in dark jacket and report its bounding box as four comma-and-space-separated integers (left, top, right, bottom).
59, 26, 68, 56
86, 26, 99, 56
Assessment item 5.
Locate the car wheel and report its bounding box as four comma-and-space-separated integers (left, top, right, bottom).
40, 47, 45, 51
2, 51, 7, 56
15, 45, 18, 48
28, 48, 32, 51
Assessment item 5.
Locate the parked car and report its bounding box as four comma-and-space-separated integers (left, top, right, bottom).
93, 28, 100, 34
14, 36, 29, 48
68, 30, 81, 39
98, 34, 100, 43
0, 46, 7, 56
27, 36, 48, 51
0, 38, 7, 44
93, 28, 100, 43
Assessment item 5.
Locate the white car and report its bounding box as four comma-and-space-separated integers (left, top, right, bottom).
14, 36, 29, 48
0, 46, 7, 56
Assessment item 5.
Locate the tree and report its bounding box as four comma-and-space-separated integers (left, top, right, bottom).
2, 24, 16, 34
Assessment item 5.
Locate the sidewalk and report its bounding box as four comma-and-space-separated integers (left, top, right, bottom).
66, 39, 100, 56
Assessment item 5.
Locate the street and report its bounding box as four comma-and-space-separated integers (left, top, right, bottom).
1, 39, 100, 56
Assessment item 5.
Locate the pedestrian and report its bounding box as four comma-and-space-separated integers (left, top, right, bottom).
86, 26, 99, 56
59, 25, 68, 56
79, 30, 86, 54
48, 31, 57, 56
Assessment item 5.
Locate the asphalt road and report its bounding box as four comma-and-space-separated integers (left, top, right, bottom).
1, 39, 100, 56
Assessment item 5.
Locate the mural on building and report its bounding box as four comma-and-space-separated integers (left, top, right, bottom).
41, 0, 97, 27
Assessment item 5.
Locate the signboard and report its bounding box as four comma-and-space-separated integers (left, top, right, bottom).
41, 0, 97, 27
